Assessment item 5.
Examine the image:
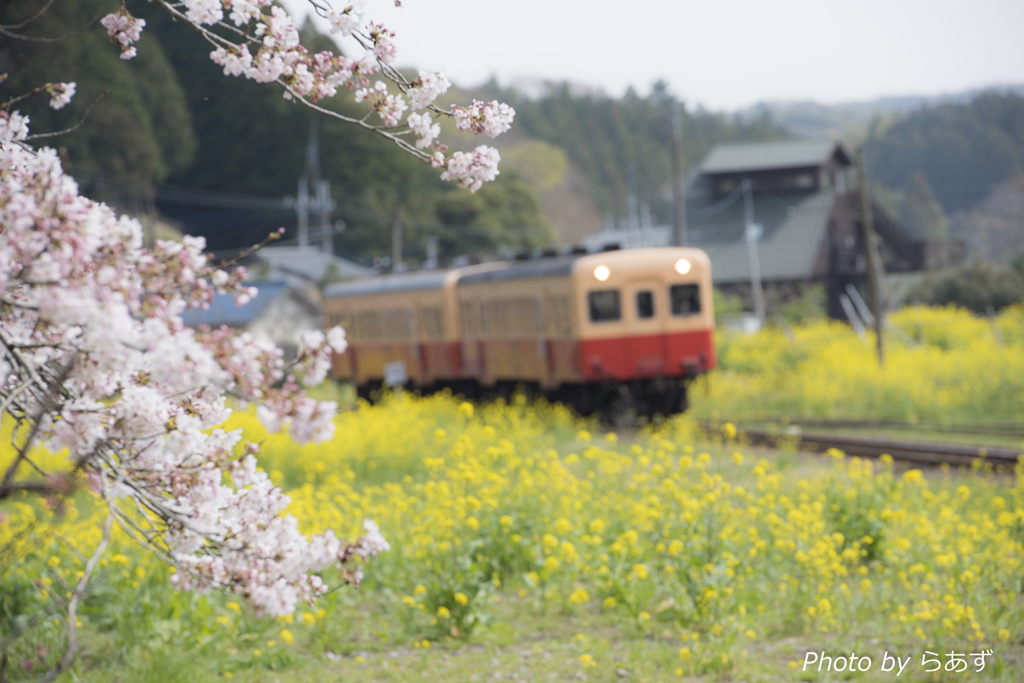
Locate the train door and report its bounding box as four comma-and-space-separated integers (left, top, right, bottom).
458, 297, 486, 382
624, 278, 668, 377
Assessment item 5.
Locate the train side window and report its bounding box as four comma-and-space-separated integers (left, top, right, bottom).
588, 290, 621, 322
636, 291, 654, 319
421, 306, 444, 340
547, 294, 571, 337
670, 284, 701, 316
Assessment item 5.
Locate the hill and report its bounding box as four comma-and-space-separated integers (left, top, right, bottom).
0, 1, 554, 264
478, 80, 791, 240
736, 84, 1024, 140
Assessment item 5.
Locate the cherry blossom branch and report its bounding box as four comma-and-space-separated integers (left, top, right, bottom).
213, 227, 286, 270
37, 505, 114, 683
132, 0, 510, 191
1, 107, 379, 619
0, 6, 103, 44
26, 91, 108, 140
0, 0, 55, 30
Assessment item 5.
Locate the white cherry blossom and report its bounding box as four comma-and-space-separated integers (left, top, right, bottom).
0, 117, 385, 616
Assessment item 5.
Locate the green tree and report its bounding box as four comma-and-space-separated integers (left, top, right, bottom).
905, 254, 1024, 312
865, 92, 1024, 213
478, 79, 790, 226
1, 0, 196, 190
899, 171, 949, 242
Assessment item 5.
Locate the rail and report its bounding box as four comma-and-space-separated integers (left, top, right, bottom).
722, 416, 1024, 438
712, 425, 1022, 469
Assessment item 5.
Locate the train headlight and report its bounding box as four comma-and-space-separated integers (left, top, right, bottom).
594, 265, 611, 281
674, 258, 691, 275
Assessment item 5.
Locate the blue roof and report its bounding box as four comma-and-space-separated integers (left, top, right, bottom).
180, 281, 290, 327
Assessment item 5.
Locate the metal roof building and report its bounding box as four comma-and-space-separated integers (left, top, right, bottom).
583, 139, 925, 318
699, 139, 850, 175
180, 281, 323, 357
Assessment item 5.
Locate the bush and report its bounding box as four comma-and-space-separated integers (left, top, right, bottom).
905, 251, 1024, 312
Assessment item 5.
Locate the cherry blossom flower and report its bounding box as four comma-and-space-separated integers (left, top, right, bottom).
407, 111, 440, 149
101, 0, 514, 190
0, 111, 29, 143
439, 146, 502, 192
100, 8, 145, 60
182, 0, 223, 25
452, 100, 516, 138
47, 82, 76, 110
0, 116, 384, 616
327, 1, 365, 37
408, 70, 451, 110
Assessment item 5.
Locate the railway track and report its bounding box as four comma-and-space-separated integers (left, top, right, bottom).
726, 416, 1024, 439
721, 426, 1023, 469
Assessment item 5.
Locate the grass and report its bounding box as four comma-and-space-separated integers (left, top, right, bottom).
66, 576, 1022, 682
4, 304, 1024, 682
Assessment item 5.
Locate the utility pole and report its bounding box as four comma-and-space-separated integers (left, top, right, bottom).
296, 178, 309, 247
295, 119, 335, 250
856, 147, 885, 367
626, 164, 640, 243
391, 201, 403, 272
425, 235, 439, 270
742, 179, 766, 328
317, 179, 332, 253
670, 101, 688, 247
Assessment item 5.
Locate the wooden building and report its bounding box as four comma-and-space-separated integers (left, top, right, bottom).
688, 139, 924, 318
583, 139, 944, 319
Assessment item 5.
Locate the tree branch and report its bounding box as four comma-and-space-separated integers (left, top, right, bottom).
26, 91, 108, 140
0, 0, 55, 30
0, 8, 102, 44
37, 504, 114, 683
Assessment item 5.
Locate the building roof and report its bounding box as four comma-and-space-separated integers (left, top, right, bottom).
700, 139, 849, 175
692, 189, 835, 283
180, 281, 308, 327
256, 246, 374, 283
578, 177, 837, 284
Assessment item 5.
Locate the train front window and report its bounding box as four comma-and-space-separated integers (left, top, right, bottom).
636, 291, 654, 319
670, 284, 701, 316
588, 290, 621, 322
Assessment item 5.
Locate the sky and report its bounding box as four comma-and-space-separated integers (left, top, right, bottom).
286, 0, 1024, 111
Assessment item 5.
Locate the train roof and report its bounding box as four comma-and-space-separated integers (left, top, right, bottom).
323, 249, 710, 298
456, 255, 582, 285
323, 261, 510, 298
323, 270, 452, 298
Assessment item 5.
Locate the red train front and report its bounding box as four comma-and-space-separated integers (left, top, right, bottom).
324, 247, 716, 418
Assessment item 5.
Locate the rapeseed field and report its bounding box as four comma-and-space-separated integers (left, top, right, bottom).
2, 305, 1024, 681
700, 304, 1024, 423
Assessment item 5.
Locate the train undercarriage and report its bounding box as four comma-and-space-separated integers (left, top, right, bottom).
355, 376, 692, 424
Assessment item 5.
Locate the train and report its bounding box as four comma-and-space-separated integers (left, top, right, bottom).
322, 247, 716, 418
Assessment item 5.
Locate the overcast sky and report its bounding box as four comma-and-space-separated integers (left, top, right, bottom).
287, 0, 1024, 111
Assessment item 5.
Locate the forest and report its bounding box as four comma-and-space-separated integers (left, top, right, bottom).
3, 0, 1023, 280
